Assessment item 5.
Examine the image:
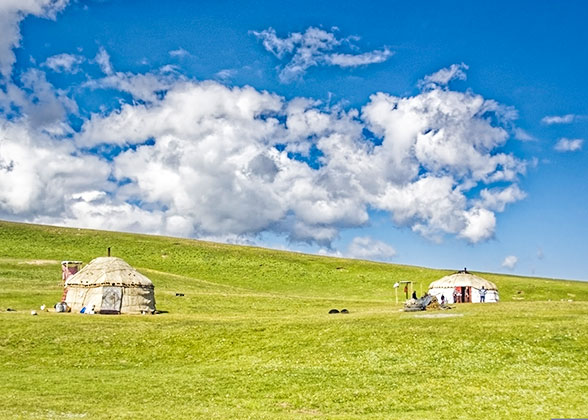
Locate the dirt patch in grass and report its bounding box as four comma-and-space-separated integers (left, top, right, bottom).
18, 259, 59, 265
413, 313, 464, 318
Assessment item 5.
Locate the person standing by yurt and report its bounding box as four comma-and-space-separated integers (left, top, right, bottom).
480, 286, 486, 303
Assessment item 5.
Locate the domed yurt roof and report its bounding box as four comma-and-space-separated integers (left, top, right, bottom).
65, 257, 153, 288
429, 271, 497, 290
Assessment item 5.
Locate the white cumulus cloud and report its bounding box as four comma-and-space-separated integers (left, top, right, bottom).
169, 48, 190, 58
554, 137, 583, 152
346, 236, 396, 261
541, 114, 576, 125
0, 4, 530, 249
94, 46, 113, 75
514, 128, 535, 142
83, 47, 181, 103
477, 184, 527, 212
0, 19, 527, 251
459, 207, 496, 243
215, 69, 237, 81
71, 70, 525, 245
6, 68, 78, 128
0, 0, 70, 78
252, 26, 392, 82
418, 63, 468, 90
502, 255, 518, 270
326, 48, 393, 67
0, 118, 111, 219
43, 53, 84, 73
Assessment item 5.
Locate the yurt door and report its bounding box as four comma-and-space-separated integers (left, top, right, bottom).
463, 286, 472, 303
101, 286, 122, 314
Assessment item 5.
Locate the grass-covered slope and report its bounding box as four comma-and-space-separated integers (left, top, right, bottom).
0, 220, 587, 419
1, 220, 586, 305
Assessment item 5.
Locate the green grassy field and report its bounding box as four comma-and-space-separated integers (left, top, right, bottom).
0, 220, 587, 419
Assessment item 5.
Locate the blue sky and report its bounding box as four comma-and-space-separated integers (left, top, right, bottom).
1, 0, 587, 280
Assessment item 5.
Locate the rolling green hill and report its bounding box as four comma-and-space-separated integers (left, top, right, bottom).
1, 220, 587, 419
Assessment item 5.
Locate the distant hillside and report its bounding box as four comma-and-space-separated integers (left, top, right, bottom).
1, 220, 587, 306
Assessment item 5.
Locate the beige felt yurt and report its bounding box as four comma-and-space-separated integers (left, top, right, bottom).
428, 270, 499, 304
65, 257, 156, 314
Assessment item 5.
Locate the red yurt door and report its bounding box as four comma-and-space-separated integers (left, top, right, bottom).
463, 286, 472, 302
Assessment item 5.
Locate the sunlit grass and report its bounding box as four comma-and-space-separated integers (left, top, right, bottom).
0, 220, 587, 419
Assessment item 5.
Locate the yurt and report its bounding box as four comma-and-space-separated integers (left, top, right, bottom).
64, 257, 156, 314
428, 270, 499, 303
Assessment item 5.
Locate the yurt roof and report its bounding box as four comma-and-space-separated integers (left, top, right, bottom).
428, 272, 497, 290
65, 257, 153, 288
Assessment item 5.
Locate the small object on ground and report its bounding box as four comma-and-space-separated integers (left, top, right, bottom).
31, 310, 37, 316
404, 294, 446, 312
175, 293, 185, 297
340, 309, 349, 314
40, 304, 46, 311
329, 309, 340, 314
55, 302, 69, 313
6, 308, 15, 312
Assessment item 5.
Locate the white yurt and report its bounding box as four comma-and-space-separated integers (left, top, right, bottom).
64, 257, 156, 314
428, 270, 499, 303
